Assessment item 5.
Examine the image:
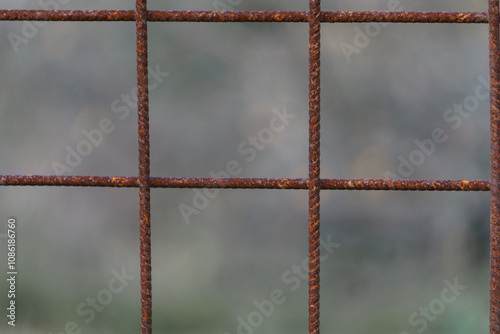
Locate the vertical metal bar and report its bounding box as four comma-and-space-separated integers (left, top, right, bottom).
308, 1, 321, 334
136, 0, 152, 333
491, 0, 500, 332
491, 0, 500, 333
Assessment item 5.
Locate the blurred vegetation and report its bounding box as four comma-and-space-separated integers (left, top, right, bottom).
0, 0, 491, 333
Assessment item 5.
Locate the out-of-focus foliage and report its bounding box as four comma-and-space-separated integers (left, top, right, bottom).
0, 0, 489, 333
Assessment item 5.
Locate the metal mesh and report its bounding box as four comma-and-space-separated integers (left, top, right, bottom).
0, 2, 498, 333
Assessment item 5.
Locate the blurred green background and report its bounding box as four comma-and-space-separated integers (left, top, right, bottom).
0, 0, 490, 333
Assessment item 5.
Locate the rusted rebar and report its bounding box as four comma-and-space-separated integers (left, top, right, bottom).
0, 175, 491, 191
0, 10, 489, 23
135, 0, 152, 333
308, 1, 321, 334
490, 0, 500, 332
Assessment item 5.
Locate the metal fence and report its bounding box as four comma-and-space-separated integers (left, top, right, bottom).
0, 1, 498, 333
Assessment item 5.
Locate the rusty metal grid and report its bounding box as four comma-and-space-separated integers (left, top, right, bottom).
0, 1, 498, 333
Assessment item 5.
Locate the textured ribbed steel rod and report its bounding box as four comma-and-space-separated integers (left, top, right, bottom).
320, 179, 490, 191
490, 0, 500, 332
0, 10, 488, 23
0, 175, 138, 187
149, 10, 487, 23
0, 175, 491, 191
320, 11, 487, 23
308, 1, 321, 334
136, 0, 152, 333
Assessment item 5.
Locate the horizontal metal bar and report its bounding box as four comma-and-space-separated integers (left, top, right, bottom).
153, 177, 307, 189
320, 11, 487, 23
0, 175, 138, 187
0, 10, 135, 21
0, 175, 490, 191
0, 10, 488, 23
321, 179, 490, 191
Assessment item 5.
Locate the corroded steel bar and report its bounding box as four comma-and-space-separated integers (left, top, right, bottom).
152, 177, 307, 189
135, 0, 152, 333
0, 175, 490, 191
320, 11, 487, 23
150, 11, 487, 23
0, 10, 488, 23
490, 0, 500, 332
308, 1, 321, 334
320, 179, 490, 191
149, 10, 306, 22
0, 175, 138, 187
0, 10, 135, 21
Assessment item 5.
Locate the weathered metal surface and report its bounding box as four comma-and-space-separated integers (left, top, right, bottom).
0, 10, 488, 23
135, 1, 152, 333
0, 175, 490, 191
490, 0, 500, 332
308, 1, 321, 334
